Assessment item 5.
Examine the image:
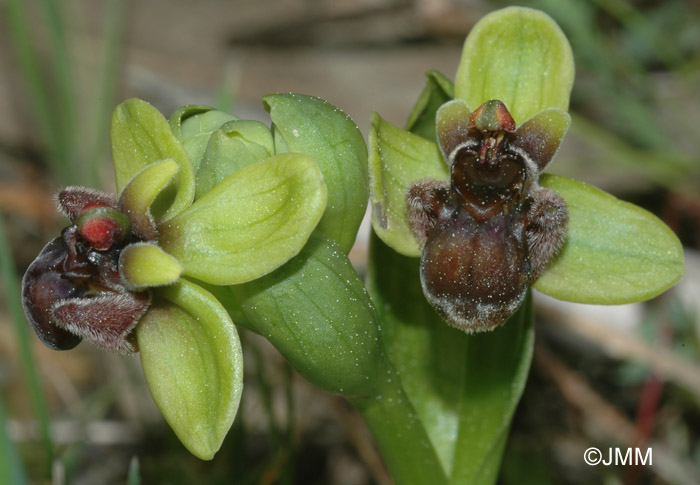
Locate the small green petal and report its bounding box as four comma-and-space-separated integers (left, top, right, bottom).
119, 243, 183, 291
110, 98, 195, 221
137, 280, 243, 460
118, 159, 179, 241
455, 7, 574, 124
169, 106, 237, 173
512, 108, 571, 171
264, 93, 368, 254
195, 120, 274, 198
535, 175, 685, 303
368, 112, 448, 257
436, 99, 472, 160
405, 70, 455, 142
159, 153, 327, 285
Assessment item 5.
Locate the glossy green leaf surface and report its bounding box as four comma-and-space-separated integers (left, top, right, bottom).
368, 112, 448, 257
264, 93, 368, 253
137, 279, 243, 460
110, 98, 195, 221
159, 153, 327, 285
229, 231, 381, 397
119, 242, 182, 291
535, 174, 685, 303
169, 106, 237, 173
455, 7, 574, 124
367, 233, 533, 483
118, 159, 179, 241
405, 70, 455, 142
195, 120, 274, 198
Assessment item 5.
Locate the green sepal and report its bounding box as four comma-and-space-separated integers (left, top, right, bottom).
119, 243, 183, 291
405, 70, 455, 142
368, 112, 448, 257
159, 153, 327, 285
110, 98, 195, 221
118, 159, 179, 241
535, 174, 685, 303
169, 105, 237, 173
367, 232, 534, 481
264, 93, 368, 253
137, 279, 243, 460
229, 231, 382, 397
455, 7, 574, 124
195, 120, 274, 198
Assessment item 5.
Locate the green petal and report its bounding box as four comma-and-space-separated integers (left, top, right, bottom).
137, 280, 243, 460
159, 153, 327, 285
405, 70, 455, 142
110, 98, 195, 221
229, 231, 382, 396
195, 120, 274, 198
535, 175, 685, 303
118, 159, 179, 241
119, 243, 182, 291
169, 105, 237, 173
455, 7, 574, 124
368, 112, 448, 257
264, 93, 368, 253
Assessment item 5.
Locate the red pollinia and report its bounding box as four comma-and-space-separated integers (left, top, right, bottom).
22, 187, 153, 354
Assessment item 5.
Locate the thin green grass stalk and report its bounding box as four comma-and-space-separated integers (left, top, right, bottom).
0, 396, 28, 485
5, 0, 69, 182
127, 456, 140, 485
0, 215, 54, 473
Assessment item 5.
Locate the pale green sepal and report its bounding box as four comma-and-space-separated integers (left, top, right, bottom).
159, 153, 327, 285
405, 70, 455, 142
454, 7, 574, 124
118, 159, 179, 241
368, 112, 448, 257
169, 106, 237, 173
110, 98, 195, 221
195, 120, 274, 198
119, 243, 183, 291
264, 93, 368, 254
137, 279, 243, 460
535, 174, 685, 303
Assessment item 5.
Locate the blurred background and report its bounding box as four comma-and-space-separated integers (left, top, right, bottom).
1, 0, 699, 483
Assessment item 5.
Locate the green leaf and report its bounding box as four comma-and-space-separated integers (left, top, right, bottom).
535, 174, 685, 303
159, 153, 327, 285
169, 105, 237, 173
405, 70, 455, 142
195, 120, 274, 198
229, 231, 382, 397
137, 279, 243, 460
367, 232, 534, 483
118, 159, 179, 241
119, 243, 182, 291
110, 98, 195, 221
368, 112, 448, 257
264, 93, 368, 253
455, 6, 574, 124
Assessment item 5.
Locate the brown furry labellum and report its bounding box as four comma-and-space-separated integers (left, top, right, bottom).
407, 100, 569, 332
21, 187, 152, 354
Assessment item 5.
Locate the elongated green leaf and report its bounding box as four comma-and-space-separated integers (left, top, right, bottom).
405, 70, 455, 142
137, 279, 243, 460
367, 232, 533, 483
264, 94, 368, 253
369, 112, 448, 257
229, 231, 381, 397
535, 174, 684, 303
110, 98, 195, 221
169, 106, 237, 173
455, 7, 574, 124
159, 153, 327, 285
195, 120, 274, 198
